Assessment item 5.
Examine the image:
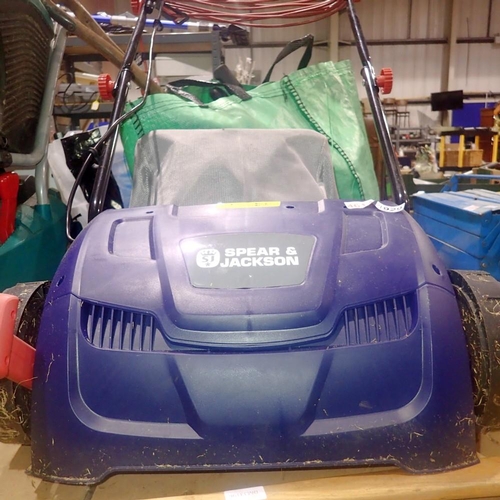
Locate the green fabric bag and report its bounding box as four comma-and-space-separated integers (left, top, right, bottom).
120, 60, 379, 201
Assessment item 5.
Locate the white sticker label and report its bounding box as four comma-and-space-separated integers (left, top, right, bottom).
224, 486, 267, 500
375, 201, 405, 213
464, 204, 479, 212
344, 200, 374, 210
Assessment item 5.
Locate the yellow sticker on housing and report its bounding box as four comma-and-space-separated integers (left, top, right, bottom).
217, 201, 281, 209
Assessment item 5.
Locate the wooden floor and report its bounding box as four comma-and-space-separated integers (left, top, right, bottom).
2, 433, 500, 500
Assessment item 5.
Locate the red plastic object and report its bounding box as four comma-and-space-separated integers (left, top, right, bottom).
98, 73, 115, 102
131, 0, 142, 15
0, 172, 19, 244
0, 293, 35, 390
376, 67, 393, 95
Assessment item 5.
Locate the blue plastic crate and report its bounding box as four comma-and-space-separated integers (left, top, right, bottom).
413, 190, 500, 279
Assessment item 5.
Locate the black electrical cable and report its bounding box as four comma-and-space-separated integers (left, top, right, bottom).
65, 148, 97, 240
65, 17, 161, 241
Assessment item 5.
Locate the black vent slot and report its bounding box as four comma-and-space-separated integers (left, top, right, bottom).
333, 293, 416, 347
81, 303, 168, 351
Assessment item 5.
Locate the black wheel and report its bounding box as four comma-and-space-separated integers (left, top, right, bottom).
0, 281, 50, 444
450, 270, 500, 429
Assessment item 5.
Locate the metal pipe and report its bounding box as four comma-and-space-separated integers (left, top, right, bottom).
339, 38, 448, 46
9, 26, 67, 169
487, 0, 493, 38
361, 67, 408, 206
407, 0, 413, 41
346, 0, 408, 207
346, 1, 370, 64
457, 36, 496, 43
91, 14, 189, 30
35, 156, 51, 215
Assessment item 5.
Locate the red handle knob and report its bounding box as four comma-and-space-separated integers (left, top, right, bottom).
376, 68, 393, 95
98, 73, 115, 102
131, 0, 142, 15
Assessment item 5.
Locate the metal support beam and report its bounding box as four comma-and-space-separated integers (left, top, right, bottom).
339, 38, 447, 46
457, 37, 497, 44
487, 0, 493, 37
211, 30, 223, 70
440, 0, 460, 126
225, 41, 329, 49
329, 13, 339, 62
338, 37, 498, 47
407, 0, 413, 40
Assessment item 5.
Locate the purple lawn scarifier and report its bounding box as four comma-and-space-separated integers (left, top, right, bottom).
2, 0, 499, 486
28, 201, 476, 483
